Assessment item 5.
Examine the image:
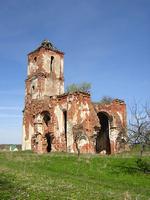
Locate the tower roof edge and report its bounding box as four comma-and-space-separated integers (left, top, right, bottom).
28, 40, 64, 55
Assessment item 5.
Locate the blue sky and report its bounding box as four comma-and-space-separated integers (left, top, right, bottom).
0, 0, 149, 144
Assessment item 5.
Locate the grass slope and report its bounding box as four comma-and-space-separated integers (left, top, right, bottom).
0, 151, 150, 200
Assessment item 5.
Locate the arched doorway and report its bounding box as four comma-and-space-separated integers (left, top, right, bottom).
96, 112, 111, 154
41, 111, 52, 152
41, 111, 50, 126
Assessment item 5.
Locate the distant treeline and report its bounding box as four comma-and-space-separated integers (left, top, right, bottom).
0, 144, 22, 150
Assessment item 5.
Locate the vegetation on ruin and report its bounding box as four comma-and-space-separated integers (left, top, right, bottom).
99, 96, 114, 104
0, 149, 150, 200
66, 82, 91, 93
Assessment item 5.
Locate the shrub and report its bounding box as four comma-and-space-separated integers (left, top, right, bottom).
136, 158, 150, 173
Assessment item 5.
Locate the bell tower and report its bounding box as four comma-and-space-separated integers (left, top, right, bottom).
22, 40, 64, 150
26, 40, 64, 100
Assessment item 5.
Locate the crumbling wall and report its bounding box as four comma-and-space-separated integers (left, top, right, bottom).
94, 99, 127, 154
23, 92, 127, 154
27, 47, 64, 100
22, 40, 128, 154
55, 92, 100, 153
23, 97, 55, 153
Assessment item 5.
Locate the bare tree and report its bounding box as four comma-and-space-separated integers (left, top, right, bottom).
128, 102, 150, 156
74, 132, 82, 158
73, 124, 85, 158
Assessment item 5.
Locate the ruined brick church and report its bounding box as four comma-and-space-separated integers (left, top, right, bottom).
22, 40, 127, 154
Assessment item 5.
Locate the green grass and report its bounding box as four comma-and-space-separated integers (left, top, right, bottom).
0, 151, 150, 200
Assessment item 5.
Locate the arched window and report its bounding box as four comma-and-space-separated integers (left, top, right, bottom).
34, 57, 37, 62
31, 85, 35, 95
41, 111, 51, 126
50, 56, 54, 72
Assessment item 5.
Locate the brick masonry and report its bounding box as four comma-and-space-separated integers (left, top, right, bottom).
22, 40, 128, 154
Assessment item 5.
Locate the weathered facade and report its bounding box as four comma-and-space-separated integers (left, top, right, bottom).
22, 40, 128, 154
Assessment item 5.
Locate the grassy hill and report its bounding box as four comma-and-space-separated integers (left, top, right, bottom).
0, 151, 150, 200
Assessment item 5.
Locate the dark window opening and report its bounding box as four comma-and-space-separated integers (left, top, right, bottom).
32, 85, 35, 90
96, 112, 111, 154
34, 57, 37, 62
42, 111, 50, 126
45, 132, 52, 152
63, 110, 67, 148
50, 56, 54, 72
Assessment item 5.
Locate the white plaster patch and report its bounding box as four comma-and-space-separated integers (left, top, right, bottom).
28, 62, 37, 75
109, 129, 119, 142
33, 114, 44, 135
34, 114, 43, 124
54, 105, 63, 134
43, 53, 61, 77
22, 122, 34, 150
67, 96, 74, 103
60, 103, 67, 111
22, 124, 26, 150
72, 112, 78, 124
60, 82, 64, 94
29, 123, 34, 136
60, 58, 64, 74
67, 120, 74, 153
42, 53, 51, 73
31, 79, 38, 99
54, 57, 60, 78
34, 124, 43, 135
24, 140, 31, 150
78, 137, 89, 149
68, 103, 71, 110
117, 111, 123, 123
80, 102, 90, 122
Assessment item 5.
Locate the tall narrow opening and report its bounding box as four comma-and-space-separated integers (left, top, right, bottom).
31, 85, 35, 94
96, 112, 111, 154
41, 111, 51, 152
50, 56, 54, 72
34, 57, 37, 62
45, 132, 52, 152
63, 110, 67, 148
